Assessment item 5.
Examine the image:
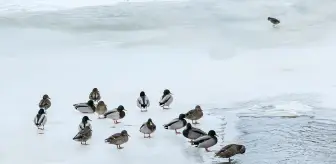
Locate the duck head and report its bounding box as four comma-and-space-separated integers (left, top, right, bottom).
92, 88, 98, 92
140, 91, 146, 97
186, 123, 192, 129
121, 130, 130, 137
208, 130, 218, 137
82, 116, 91, 124
43, 94, 50, 100
97, 101, 105, 106
38, 109, 45, 114
179, 113, 186, 119
195, 105, 202, 111
117, 105, 126, 111
147, 118, 153, 126
163, 89, 170, 95
238, 145, 246, 154
87, 100, 94, 107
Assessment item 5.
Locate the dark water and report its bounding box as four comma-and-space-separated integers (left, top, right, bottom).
236, 116, 336, 164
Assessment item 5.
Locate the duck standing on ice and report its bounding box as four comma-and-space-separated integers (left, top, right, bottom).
78, 116, 92, 132
89, 88, 101, 102
73, 126, 92, 145
34, 109, 47, 130
163, 113, 187, 134
267, 17, 280, 27
214, 144, 246, 162
137, 91, 150, 112
38, 94, 51, 112
159, 89, 173, 109
73, 100, 96, 113
105, 130, 130, 149
185, 105, 203, 124
103, 105, 126, 124
140, 118, 156, 138
182, 123, 207, 142
191, 130, 218, 152
95, 101, 107, 118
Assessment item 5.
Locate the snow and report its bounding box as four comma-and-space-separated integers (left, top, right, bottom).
1, 0, 336, 163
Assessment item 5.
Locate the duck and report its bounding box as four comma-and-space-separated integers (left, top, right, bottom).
214, 144, 246, 162
38, 94, 51, 112
34, 108, 47, 130
105, 130, 130, 149
103, 105, 126, 124
191, 130, 218, 152
73, 100, 96, 113
78, 116, 92, 132
159, 89, 173, 109
139, 118, 156, 138
137, 91, 150, 112
89, 88, 101, 102
73, 126, 92, 145
182, 123, 207, 142
185, 105, 203, 124
163, 113, 187, 134
95, 101, 107, 118
267, 17, 280, 27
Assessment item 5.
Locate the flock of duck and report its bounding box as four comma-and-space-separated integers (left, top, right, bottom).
33, 88, 246, 162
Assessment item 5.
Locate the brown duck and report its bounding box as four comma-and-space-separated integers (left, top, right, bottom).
39, 94, 51, 111
89, 88, 101, 102
105, 130, 130, 149
214, 144, 246, 162
185, 105, 203, 124
96, 100, 107, 118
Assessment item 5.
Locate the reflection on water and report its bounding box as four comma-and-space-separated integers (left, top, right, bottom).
236, 116, 336, 164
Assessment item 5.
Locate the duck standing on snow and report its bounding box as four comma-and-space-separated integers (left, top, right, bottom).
38, 94, 51, 112
78, 116, 92, 132
267, 17, 280, 27
73, 126, 92, 145
95, 101, 107, 118
159, 89, 173, 109
214, 144, 246, 162
105, 130, 130, 149
183, 123, 207, 142
140, 118, 156, 138
163, 113, 187, 134
185, 105, 203, 124
191, 130, 218, 152
103, 105, 126, 124
73, 100, 96, 113
137, 91, 150, 112
89, 88, 101, 102
34, 109, 47, 130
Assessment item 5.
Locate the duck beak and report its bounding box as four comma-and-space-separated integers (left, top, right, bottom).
128, 134, 131, 137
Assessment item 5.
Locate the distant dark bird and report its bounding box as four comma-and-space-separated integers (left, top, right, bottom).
267, 17, 280, 27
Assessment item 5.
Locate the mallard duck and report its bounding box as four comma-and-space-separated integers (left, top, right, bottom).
267, 17, 280, 27
214, 144, 246, 162
96, 101, 107, 118
78, 116, 92, 132
38, 94, 51, 111
137, 91, 150, 112
163, 114, 187, 134
103, 105, 126, 124
159, 89, 173, 109
73, 100, 96, 113
182, 123, 207, 142
140, 118, 156, 138
34, 109, 47, 130
89, 88, 101, 102
73, 126, 92, 145
185, 105, 203, 124
191, 130, 218, 152
105, 130, 130, 149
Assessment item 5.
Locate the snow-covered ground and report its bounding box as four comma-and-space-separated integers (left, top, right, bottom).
1, 0, 336, 163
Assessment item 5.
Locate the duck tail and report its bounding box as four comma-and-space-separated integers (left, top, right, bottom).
163, 125, 168, 129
